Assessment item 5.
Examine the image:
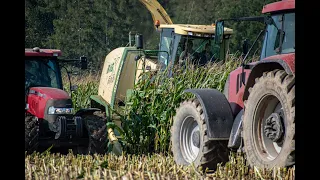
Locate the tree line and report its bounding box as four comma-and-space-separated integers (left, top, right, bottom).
25, 0, 278, 72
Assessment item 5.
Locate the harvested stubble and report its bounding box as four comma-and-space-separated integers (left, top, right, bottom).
25, 152, 294, 180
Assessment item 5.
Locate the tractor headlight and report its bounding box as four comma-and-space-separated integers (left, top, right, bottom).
48, 106, 74, 115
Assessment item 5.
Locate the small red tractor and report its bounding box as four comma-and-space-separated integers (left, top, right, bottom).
171, 0, 295, 169
25, 47, 109, 154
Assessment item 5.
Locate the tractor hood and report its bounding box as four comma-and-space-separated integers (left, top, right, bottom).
26, 87, 72, 119
29, 87, 70, 99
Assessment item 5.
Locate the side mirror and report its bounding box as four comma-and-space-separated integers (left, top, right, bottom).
242, 39, 249, 58
214, 20, 224, 45
135, 34, 143, 49
71, 85, 78, 92
80, 56, 88, 69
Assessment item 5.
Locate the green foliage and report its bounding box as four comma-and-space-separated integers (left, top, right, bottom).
25, 0, 56, 47
62, 73, 99, 112
121, 55, 242, 154
70, 81, 98, 112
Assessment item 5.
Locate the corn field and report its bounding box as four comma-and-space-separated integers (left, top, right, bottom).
28, 55, 295, 179
121, 58, 242, 154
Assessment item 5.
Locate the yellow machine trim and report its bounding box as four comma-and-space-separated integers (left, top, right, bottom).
139, 0, 233, 35
160, 24, 233, 35
139, 0, 173, 25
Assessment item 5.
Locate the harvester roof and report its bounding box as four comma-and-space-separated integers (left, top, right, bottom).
159, 24, 233, 36
25, 47, 62, 57
262, 0, 295, 14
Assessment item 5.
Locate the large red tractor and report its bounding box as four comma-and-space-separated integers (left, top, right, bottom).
25, 47, 108, 154
171, 0, 295, 169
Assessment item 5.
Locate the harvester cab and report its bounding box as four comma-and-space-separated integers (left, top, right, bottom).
25, 47, 114, 155
152, 23, 233, 68
138, 0, 233, 68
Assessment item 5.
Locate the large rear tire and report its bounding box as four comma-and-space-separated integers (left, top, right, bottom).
25, 115, 39, 154
171, 98, 229, 171
243, 69, 295, 168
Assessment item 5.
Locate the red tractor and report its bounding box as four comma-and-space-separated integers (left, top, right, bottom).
25, 47, 108, 154
171, 0, 295, 169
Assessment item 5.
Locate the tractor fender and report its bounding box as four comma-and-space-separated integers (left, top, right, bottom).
227, 109, 243, 149
184, 88, 234, 139
74, 108, 102, 116
243, 59, 294, 101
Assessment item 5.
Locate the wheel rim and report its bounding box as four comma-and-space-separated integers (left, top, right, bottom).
180, 116, 200, 163
253, 94, 286, 161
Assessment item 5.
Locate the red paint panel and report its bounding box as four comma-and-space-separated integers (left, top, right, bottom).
262, 0, 295, 14
27, 92, 46, 119
30, 87, 70, 99
26, 87, 70, 118
228, 67, 251, 109
226, 53, 295, 115
25, 49, 62, 57
263, 53, 295, 74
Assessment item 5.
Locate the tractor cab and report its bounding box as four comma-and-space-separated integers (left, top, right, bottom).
157, 24, 233, 67
25, 47, 88, 93
25, 48, 63, 91
213, 0, 295, 62
260, 0, 295, 60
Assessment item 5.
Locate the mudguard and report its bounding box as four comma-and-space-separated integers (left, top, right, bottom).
228, 109, 243, 149
184, 88, 234, 139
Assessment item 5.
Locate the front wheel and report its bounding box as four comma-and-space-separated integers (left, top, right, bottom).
82, 111, 108, 154
171, 98, 229, 171
243, 69, 295, 168
25, 115, 39, 154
